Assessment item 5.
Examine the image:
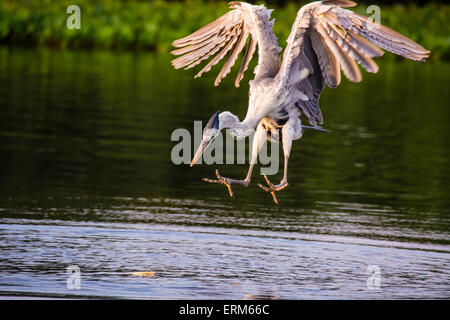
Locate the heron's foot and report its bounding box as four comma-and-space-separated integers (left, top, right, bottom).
257, 175, 288, 205
202, 169, 250, 198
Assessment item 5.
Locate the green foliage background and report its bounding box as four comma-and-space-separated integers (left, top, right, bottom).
0, 0, 449, 60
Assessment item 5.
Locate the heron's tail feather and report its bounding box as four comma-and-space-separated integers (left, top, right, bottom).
301, 125, 330, 132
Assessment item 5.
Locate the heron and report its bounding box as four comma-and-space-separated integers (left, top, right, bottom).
171, 0, 429, 204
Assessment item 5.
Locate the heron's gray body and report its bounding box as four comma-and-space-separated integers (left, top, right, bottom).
171, 0, 429, 203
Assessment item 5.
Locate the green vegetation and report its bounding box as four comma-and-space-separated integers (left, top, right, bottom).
0, 0, 449, 60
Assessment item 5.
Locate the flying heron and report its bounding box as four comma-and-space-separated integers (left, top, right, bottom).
171, 0, 429, 204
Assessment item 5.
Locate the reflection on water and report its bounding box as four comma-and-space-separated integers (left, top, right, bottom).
0, 48, 449, 299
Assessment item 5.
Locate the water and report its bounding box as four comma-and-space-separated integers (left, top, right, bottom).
0, 48, 449, 299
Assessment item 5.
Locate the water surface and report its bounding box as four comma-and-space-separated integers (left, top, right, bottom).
0, 48, 449, 299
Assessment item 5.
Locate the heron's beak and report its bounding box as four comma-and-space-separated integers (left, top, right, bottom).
190, 136, 215, 167
191, 111, 221, 167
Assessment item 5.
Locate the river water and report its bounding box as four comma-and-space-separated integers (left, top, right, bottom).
0, 48, 449, 299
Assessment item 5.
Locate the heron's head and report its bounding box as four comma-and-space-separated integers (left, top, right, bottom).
190, 111, 239, 167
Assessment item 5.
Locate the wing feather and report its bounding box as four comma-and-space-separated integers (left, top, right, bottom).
171, 2, 281, 87
277, 0, 429, 126
172, 13, 233, 47
296, 34, 325, 125
195, 24, 242, 79
315, 23, 362, 83
235, 35, 257, 87
335, 10, 430, 61
320, 18, 379, 73
172, 34, 229, 70
215, 27, 249, 86
309, 29, 341, 88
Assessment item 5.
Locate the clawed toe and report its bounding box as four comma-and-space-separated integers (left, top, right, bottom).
202, 169, 234, 198
257, 175, 288, 205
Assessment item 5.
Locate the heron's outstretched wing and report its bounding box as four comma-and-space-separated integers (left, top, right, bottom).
171, 2, 281, 87
277, 0, 430, 126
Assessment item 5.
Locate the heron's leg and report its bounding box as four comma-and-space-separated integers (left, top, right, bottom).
202, 124, 266, 198
257, 155, 289, 205
202, 166, 254, 198
258, 127, 293, 205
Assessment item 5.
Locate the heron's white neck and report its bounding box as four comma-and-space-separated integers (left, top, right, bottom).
219, 111, 261, 140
